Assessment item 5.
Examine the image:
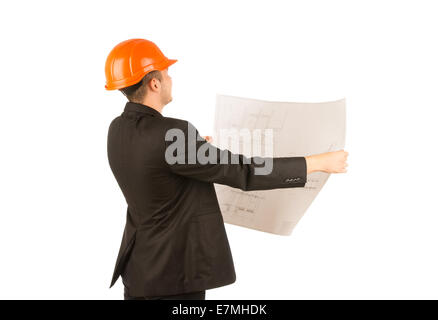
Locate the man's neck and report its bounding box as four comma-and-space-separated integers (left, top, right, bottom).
139, 99, 163, 114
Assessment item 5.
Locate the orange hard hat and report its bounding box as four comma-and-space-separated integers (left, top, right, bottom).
105, 38, 177, 90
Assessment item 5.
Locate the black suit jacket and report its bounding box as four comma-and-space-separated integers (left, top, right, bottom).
108, 102, 307, 297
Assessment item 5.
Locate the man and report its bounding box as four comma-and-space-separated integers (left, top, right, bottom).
105, 38, 348, 300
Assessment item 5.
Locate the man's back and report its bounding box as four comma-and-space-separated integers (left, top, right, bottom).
107, 102, 238, 297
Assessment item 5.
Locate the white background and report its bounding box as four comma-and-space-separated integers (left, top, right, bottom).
1, 0, 437, 299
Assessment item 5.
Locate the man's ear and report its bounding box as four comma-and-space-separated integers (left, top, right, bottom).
152, 78, 161, 90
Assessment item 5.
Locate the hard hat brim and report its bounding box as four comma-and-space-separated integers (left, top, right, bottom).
105, 58, 178, 90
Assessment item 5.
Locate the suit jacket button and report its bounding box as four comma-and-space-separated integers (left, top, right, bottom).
284, 177, 301, 183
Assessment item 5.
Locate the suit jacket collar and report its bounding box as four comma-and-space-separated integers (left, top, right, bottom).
124, 102, 163, 118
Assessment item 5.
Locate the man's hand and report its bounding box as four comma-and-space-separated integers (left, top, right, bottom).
305, 150, 349, 174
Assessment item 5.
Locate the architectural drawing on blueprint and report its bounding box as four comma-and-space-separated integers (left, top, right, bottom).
211, 94, 346, 236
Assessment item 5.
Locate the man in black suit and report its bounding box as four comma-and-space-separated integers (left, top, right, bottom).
105, 39, 348, 300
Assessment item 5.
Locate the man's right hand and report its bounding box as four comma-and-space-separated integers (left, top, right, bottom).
305, 150, 349, 174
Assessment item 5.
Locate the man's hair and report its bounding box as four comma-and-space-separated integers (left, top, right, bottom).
119, 70, 163, 102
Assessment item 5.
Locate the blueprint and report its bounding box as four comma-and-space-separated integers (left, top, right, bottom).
211, 94, 346, 236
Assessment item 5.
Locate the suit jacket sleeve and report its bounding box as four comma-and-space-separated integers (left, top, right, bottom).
164, 120, 307, 191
